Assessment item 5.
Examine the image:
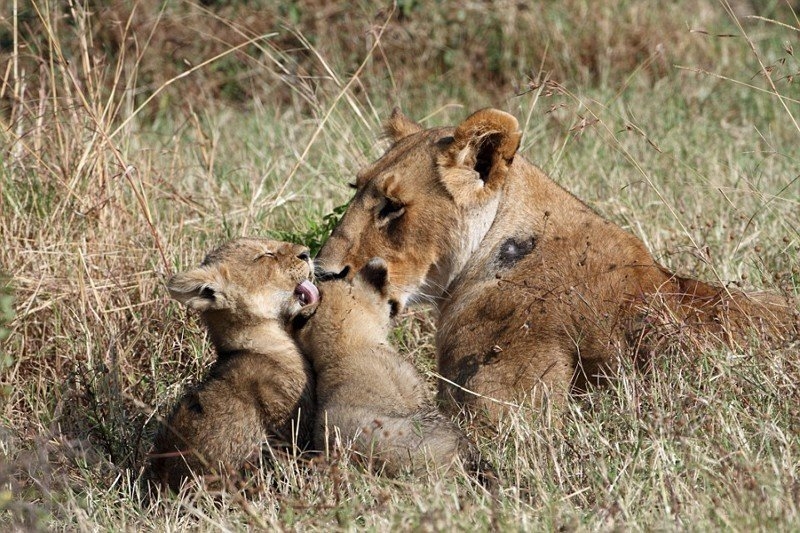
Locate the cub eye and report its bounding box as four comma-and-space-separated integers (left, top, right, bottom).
377, 197, 405, 223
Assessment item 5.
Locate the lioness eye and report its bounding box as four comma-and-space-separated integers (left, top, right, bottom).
255, 251, 276, 261
378, 197, 405, 222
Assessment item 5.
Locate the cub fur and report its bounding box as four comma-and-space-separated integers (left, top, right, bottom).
149, 237, 319, 492
292, 258, 483, 477
316, 107, 799, 429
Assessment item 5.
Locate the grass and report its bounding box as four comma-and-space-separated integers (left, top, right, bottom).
1, 0, 799, 530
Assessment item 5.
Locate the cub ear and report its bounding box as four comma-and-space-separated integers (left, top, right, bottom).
167, 265, 230, 312
384, 107, 423, 142
438, 108, 522, 204
357, 257, 390, 297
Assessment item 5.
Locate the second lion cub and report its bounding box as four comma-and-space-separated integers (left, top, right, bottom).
149, 237, 319, 492
292, 258, 485, 478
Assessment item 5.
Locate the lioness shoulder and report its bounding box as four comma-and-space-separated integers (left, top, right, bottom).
149, 237, 319, 492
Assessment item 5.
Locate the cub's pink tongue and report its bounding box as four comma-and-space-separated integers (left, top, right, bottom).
295, 280, 320, 306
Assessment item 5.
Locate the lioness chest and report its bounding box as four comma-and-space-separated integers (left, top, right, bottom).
435, 179, 671, 409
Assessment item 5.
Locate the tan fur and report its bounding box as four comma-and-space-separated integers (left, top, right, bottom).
316, 108, 799, 429
149, 238, 316, 492
293, 259, 484, 477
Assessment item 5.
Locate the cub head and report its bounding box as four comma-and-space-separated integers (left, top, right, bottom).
316, 108, 521, 308
292, 258, 398, 353
168, 237, 320, 328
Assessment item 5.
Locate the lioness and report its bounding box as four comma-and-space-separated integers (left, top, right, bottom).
292, 258, 485, 478
149, 237, 319, 492
315, 108, 798, 427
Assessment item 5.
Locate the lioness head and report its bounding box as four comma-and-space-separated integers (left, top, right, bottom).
293, 258, 398, 351
316, 108, 521, 308
168, 237, 320, 326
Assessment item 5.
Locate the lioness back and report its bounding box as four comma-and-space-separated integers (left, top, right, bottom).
315, 108, 799, 429
149, 237, 319, 492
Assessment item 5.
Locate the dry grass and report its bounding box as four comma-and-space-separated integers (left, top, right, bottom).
6, 0, 784, 114
1, 0, 799, 530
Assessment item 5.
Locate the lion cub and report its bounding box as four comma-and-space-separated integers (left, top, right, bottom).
292, 258, 484, 478
149, 237, 319, 492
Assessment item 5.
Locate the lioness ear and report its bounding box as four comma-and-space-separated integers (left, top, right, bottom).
168, 265, 230, 312
438, 108, 522, 203
384, 107, 422, 142
357, 257, 390, 297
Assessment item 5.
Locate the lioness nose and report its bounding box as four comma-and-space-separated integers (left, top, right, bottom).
314, 265, 351, 281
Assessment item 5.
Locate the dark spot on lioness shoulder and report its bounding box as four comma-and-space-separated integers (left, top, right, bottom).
497, 235, 536, 269
185, 394, 204, 414
436, 135, 455, 147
